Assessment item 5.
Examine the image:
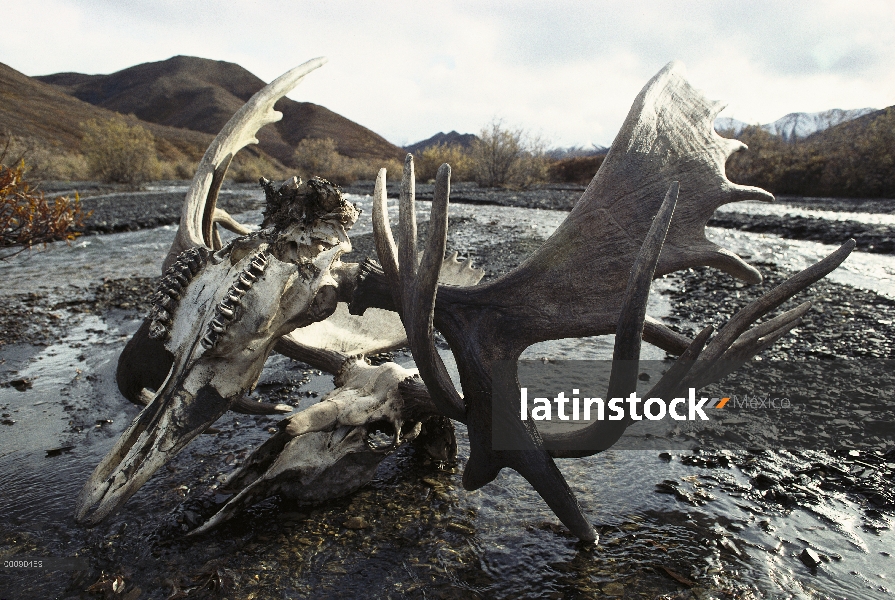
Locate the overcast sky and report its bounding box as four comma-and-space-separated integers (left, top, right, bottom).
4, 0, 894, 148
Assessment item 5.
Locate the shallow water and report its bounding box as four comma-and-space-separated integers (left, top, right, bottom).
715, 200, 895, 226
1, 194, 893, 598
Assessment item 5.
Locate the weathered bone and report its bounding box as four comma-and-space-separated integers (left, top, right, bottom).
189, 357, 446, 534
76, 177, 359, 525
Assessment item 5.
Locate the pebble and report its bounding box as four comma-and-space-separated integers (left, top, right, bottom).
800, 548, 822, 569
343, 516, 369, 530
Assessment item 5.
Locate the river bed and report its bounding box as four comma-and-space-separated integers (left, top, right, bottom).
0, 192, 893, 599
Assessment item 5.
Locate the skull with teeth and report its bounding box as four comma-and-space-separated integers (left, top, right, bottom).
76, 176, 360, 525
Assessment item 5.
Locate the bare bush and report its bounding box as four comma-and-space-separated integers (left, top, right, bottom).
414, 143, 473, 182
1, 148, 87, 260
469, 120, 549, 188
293, 137, 402, 185
81, 117, 158, 184
547, 155, 606, 184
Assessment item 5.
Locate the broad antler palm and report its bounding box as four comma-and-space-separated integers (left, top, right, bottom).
358, 61, 854, 541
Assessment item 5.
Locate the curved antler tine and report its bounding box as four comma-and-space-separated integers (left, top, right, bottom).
641, 324, 714, 401
163, 57, 327, 272
398, 154, 418, 295
687, 302, 811, 388
606, 182, 679, 399
212, 208, 252, 235
699, 239, 855, 364
372, 167, 401, 301
406, 163, 466, 421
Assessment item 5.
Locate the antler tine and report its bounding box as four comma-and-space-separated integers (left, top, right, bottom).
697, 239, 855, 365
405, 163, 466, 421
212, 208, 252, 236
641, 325, 715, 400
607, 182, 680, 399
163, 57, 327, 272
372, 168, 401, 297
540, 182, 680, 458
684, 301, 812, 389
398, 154, 419, 295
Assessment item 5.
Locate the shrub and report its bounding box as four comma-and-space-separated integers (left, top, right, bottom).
547, 155, 606, 184
293, 137, 403, 186
469, 120, 549, 188
0, 150, 87, 260
724, 109, 895, 198
81, 117, 158, 184
414, 143, 473, 182
0, 133, 90, 180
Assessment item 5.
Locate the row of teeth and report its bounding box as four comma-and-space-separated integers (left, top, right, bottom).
148, 247, 211, 340
201, 251, 269, 350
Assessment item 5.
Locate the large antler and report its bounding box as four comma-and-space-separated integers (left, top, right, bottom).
360, 61, 855, 541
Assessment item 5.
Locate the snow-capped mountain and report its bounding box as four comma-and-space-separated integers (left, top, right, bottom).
714, 117, 749, 136
763, 108, 877, 140
714, 108, 877, 140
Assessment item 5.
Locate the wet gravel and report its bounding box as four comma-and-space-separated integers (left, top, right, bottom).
51, 179, 895, 255
2, 190, 893, 599
75, 191, 262, 236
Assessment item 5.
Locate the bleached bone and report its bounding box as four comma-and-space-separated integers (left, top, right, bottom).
76, 176, 360, 526
359, 61, 854, 542
189, 357, 449, 534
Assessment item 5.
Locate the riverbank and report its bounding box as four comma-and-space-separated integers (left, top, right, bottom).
46, 180, 895, 255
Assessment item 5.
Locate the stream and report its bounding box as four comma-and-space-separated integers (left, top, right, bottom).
0, 190, 893, 598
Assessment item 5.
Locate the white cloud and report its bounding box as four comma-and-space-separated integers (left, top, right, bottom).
2, 0, 893, 147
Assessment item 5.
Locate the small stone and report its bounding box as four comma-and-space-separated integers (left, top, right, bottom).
602, 582, 625, 596
343, 516, 369, 530
800, 548, 822, 569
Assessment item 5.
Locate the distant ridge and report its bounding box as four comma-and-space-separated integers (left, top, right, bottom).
714, 108, 877, 140
0, 61, 216, 164
37, 55, 405, 163
404, 131, 478, 154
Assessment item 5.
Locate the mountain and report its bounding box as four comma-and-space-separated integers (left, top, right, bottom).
713, 117, 749, 136
37, 55, 405, 163
404, 131, 478, 154
764, 108, 877, 141
0, 61, 215, 163
714, 108, 877, 141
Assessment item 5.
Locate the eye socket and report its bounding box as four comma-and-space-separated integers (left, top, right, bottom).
365, 420, 396, 451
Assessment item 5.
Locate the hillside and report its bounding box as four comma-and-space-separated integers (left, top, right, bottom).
37, 56, 404, 164
726, 106, 895, 198
0, 61, 216, 163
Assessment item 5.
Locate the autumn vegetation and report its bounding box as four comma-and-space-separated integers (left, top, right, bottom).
722, 108, 895, 198
0, 145, 86, 260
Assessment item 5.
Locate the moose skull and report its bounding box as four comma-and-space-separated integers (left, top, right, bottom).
75, 177, 359, 525
189, 357, 450, 534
